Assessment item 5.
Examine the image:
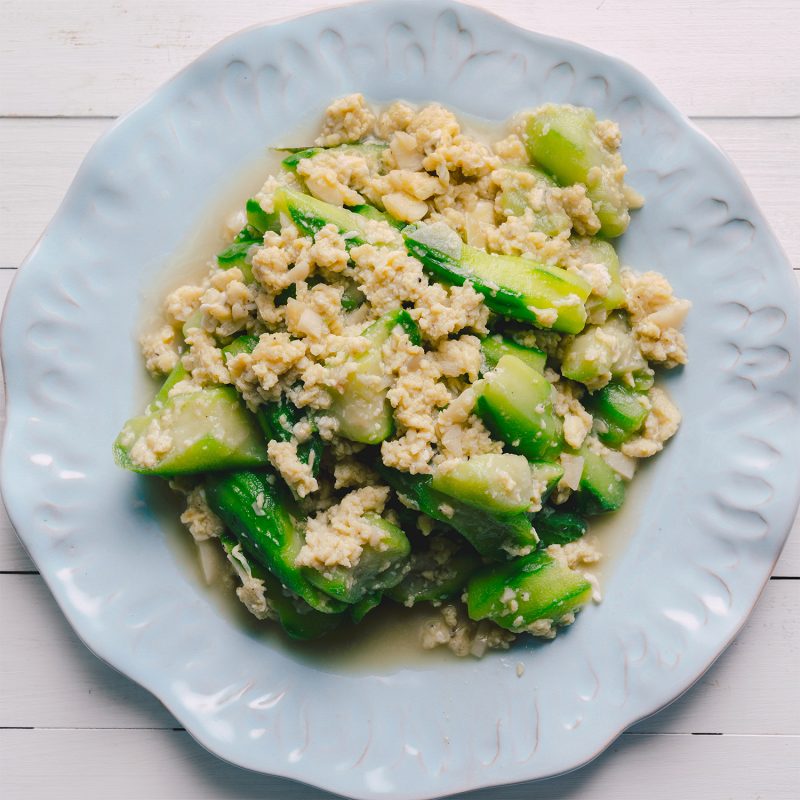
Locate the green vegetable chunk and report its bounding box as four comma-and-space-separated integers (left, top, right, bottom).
257, 399, 324, 479
589, 382, 649, 447
205, 470, 345, 614
467, 550, 592, 631
151, 360, 189, 406
561, 313, 653, 389
340, 281, 366, 311
273, 187, 398, 245
216, 197, 281, 280
475, 355, 562, 462
246, 198, 280, 235
114, 376, 269, 476
328, 309, 420, 444
220, 535, 341, 640
523, 104, 638, 238
350, 592, 383, 623
496, 166, 572, 237
430, 453, 536, 515
376, 463, 538, 560
404, 223, 591, 334
574, 442, 626, 514
529, 461, 565, 499
386, 534, 481, 607
572, 238, 626, 315
480, 334, 546, 374
532, 506, 588, 546
348, 203, 404, 230
305, 513, 411, 604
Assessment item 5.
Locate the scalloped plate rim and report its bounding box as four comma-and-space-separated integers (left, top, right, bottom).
2, 1, 799, 798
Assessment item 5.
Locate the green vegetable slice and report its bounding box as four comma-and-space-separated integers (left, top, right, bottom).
386, 534, 481, 607
430, 453, 536, 515
532, 506, 588, 546
222, 335, 323, 478
114, 384, 268, 476
573, 442, 626, 514
273, 187, 398, 245
467, 550, 592, 631
474, 355, 563, 462
523, 104, 638, 238
304, 513, 411, 604
561, 313, 652, 389
589, 381, 649, 447
205, 470, 345, 614
376, 463, 538, 560
480, 334, 546, 374
328, 309, 420, 444
404, 223, 591, 333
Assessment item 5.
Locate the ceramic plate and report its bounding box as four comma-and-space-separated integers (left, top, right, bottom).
2, 1, 798, 798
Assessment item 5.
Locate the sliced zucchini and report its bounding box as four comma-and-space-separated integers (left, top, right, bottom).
589, 381, 649, 447
404, 223, 591, 333
348, 203, 404, 230
474, 355, 563, 462
561, 313, 653, 389
304, 513, 411, 604
205, 470, 345, 614
480, 334, 546, 374
151, 360, 189, 407
328, 309, 420, 444
572, 238, 626, 314
350, 592, 383, 623
340, 281, 366, 311
496, 165, 572, 236
532, 506, 588, 546
273, 186, 398, 245
216, 197, 281, 280
386, 533, 481, 607
114, 385, 268, 476
523, 104, 637, 238
466, 550, 592, 631
222, 335, 323, 476
376, 463, 538, 560
529, 461, 565, 499
573, 442, 626, 514
430, 453, 536, 515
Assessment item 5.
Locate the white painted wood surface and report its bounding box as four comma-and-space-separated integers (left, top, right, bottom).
0, 2, 798, 798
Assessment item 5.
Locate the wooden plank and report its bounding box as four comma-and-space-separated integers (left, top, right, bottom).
0, 727, 797, 800
0, 117, 798, 271
1, 0, 798, 118
1, 574, 797, 734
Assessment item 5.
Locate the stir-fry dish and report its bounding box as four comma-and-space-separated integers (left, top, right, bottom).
115, 95, 690, 657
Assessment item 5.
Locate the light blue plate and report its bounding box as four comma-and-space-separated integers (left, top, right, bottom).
2, 1, 798, 798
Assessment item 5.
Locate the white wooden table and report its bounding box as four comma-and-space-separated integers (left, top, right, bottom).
1, 1, 798, 797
